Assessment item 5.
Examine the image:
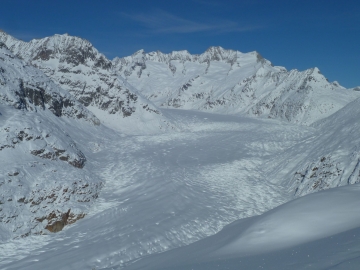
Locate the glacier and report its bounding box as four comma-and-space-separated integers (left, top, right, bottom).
0, 31, 360, 269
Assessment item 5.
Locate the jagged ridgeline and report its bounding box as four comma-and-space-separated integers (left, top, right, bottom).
1, 30, 360, 269
113, 46, 360, 125
0, 31, 175, 134
1, 31, 359, 130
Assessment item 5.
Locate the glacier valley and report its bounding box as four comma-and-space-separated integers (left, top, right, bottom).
0, 31, 360, 269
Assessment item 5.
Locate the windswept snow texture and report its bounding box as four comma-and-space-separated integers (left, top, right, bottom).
0, 109, 316, 269
125, 184, 360, 270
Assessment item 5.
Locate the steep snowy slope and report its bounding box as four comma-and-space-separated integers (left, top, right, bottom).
125, 184, 360, 270
114, 47, 360, 125
0, 31, 175, 134
0, 42, 99, 125
0, 43, 102, 240
282, 96, 360, 197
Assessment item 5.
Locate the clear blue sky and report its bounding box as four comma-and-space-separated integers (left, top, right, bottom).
1, 0, 359, 87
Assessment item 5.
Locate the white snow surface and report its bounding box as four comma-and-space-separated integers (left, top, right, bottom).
0, 44, 103, 240
0, 109, 314, 269
125, 184, 360, 270
2, 31, 359, 132
1, 107, 360, 270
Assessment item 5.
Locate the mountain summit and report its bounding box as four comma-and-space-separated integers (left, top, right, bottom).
0, 32, 175, 134
113, 47, 359, 125
1, 32, 359, 128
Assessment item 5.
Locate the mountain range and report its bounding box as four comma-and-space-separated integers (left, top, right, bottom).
1, 31, 360, 269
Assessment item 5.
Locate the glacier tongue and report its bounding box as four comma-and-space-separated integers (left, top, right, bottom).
0, 109, 315, 269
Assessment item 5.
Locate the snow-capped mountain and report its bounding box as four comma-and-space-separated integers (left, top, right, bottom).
0, 42, 99, 125
2, 31, 358, 128
0, 31, 175, 134
2, 30, 360, 270
0, 43, 102, 240
114, 47, 360, 125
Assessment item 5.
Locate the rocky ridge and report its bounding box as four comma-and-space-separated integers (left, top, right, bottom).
113, 47, 360, 125
0, 31, 175, 134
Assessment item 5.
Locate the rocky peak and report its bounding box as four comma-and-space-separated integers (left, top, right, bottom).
168, 50, 192, 61
0, 32, 112, 70
198, 46, 238, 64
0, 43, 100, 125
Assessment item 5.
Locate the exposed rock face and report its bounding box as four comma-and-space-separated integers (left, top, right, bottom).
44, 209, 86, 233
0, 41, 100, 125
1, 30, 360, 242
0, 106, 103, 238
3, 31, 357, 129
0, 158, 103, 237
0, 124, 86, 168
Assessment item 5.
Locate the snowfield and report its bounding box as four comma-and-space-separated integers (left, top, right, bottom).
125, 184, 360, 270
1, 108, 360, 270
1, 31, 360, 270
0, 109, 312, 269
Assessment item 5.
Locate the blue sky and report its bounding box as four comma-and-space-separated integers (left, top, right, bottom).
1, 0, 359, 87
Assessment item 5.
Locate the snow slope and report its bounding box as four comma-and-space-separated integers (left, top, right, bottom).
125, 184, 360, 270
0, 43, 102, 240
0, 42, 99, 125
2, 30, 358, 130
265, 96, 360, 197
2, 106, 360, 269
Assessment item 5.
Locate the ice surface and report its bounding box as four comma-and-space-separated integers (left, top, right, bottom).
0, 109, 315, 269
